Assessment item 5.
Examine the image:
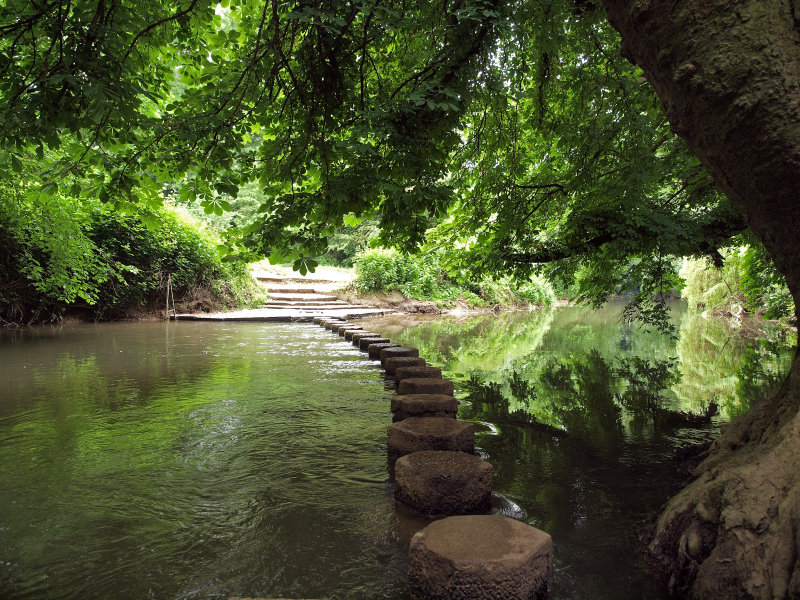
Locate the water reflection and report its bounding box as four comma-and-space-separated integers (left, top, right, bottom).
361, 301, 793, 429
359, 301, 794, 599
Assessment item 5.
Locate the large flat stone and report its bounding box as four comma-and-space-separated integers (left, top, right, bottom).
380, 346, 420, 364
323, 320, 346, 329
387, 417, 475, 457
395, 366, 442, 382
394, 450, 492, 517
359, 336, 390, 351
391, 394, 458, 422
350, 331, 379, 344
398, 377, 454, 396
384, 356, 426, 376
367, 342, 399, 357
332, 323, 357, 334
338, 325, 363, 336
344, 329, 380, 346
408, 515, 553, 600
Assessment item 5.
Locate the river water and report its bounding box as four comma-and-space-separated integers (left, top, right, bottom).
0, 303, 793, 599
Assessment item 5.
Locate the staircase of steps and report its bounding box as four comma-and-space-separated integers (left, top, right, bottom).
252, 275, 392, 319
174, 273, 393, 322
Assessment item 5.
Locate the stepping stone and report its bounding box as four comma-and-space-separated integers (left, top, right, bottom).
408, 515, 553, 600
380, 346, 420, 364
391, 394, 458, 422
398, 377, 454, 396
394, 450, 492, 516
384, 356, 426, 376
323, 320, 346, 329
395, 365, 442, 382
338, 325, 363, 336
368, 342, 400, 358
344, 328, 369, 341
351, 331, 379, 344
360, 337, 390, 351
387, 417, 475, 457
332, 323, 355, 333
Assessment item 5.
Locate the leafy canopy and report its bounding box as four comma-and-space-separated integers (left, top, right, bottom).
0, 0, 747, 323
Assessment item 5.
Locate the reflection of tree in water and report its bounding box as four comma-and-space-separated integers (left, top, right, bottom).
734, 339, 791, 418
375, 302, 793, 437
463, 350, 717, 443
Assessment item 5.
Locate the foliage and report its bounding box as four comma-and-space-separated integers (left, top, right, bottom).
0, 181, 114, 322
680, 242, 794, 321
0, 182, 262, 324
353, 247, 554, 307
0, 1, 751, 332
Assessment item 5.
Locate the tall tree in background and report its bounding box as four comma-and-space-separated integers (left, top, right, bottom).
1, 0, 798, 595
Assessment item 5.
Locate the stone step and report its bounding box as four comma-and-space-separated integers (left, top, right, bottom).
255, 276, 337, 284
262, 300, 348, 306
265, 287, 322, 294
408, 515, 552, 599
268, 293, 340, 302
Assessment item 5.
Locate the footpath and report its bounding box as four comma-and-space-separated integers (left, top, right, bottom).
174, 269, 392, 322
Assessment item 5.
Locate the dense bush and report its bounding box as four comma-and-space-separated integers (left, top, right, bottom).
0, 182, 263, 324
680, 244, 794, 322
353, 247, 554, 308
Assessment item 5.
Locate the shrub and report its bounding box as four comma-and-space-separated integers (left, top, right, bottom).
353, 247, 555, 308
0, 181, 263, 324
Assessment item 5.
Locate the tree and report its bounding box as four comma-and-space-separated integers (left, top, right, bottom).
1, 0, 798, 595
599, 2, 800, 597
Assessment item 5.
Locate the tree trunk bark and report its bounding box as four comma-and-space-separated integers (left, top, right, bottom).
600, 1, 800, 597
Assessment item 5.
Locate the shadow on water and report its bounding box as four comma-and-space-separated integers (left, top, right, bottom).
361, 300, 794, 599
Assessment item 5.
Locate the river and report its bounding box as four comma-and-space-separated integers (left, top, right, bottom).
0, 301, 793, 599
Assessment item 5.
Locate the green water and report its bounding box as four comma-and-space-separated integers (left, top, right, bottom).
359, 300, 794, 599
0, 304, 793, 599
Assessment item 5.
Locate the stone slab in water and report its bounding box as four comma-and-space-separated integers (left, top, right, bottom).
338, 325, 363, 336
351, 331, 379, 344
384, 356, 426, 376
323, 320, 346, 329
395, 366, 442, 382
367, 342, 400, 358
332, 323, 357, 334
360, 337, 390, 351
344, 328, 369, 341
394, 450, 492, 517
380, 346, 420, 364
391, 394, 458, 422
398, 377, 454, 396
408, 515, 552, 600
387, 417, 475, 457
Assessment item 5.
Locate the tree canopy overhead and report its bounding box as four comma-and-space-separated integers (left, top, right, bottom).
1, 0, 744, 306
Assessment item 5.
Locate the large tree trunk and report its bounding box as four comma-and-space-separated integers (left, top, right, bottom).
600, 1, 800, 597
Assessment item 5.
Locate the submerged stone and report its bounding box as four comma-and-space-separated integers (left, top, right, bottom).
395, 366, 442, 382
384, 356, 426, 375
380, 346, 420, 364
367, 342, 400, 358
408, 515, 553, 600
387, 417, 475, 457
398, 377, 454, 396
391, 394, 458, 422
360, 337, 390, 351
394, 450, 492, 517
